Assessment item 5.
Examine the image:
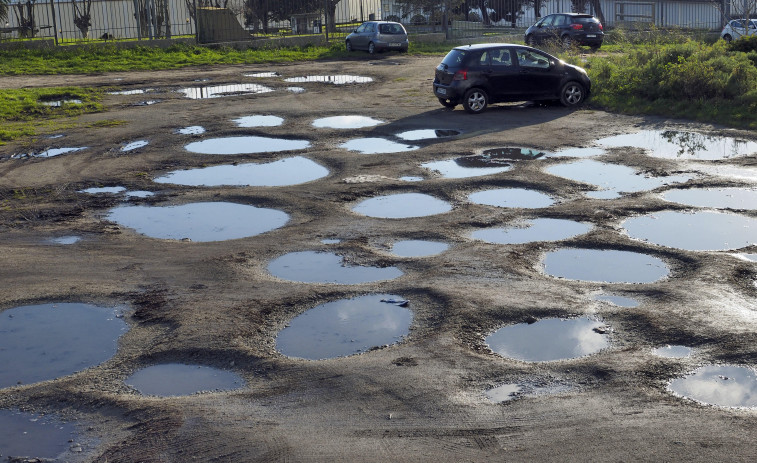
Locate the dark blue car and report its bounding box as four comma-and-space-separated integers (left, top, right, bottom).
525, 13, 604, 49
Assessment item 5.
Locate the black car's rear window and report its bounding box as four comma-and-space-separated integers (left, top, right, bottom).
379, 23, 405, 34
574, 17, 599, 24
441, 49, 469, 67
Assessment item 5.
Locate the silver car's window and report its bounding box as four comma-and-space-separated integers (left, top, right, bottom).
516, 50, 550, 69
379, 23, 404, 34
356, 24, 367, 33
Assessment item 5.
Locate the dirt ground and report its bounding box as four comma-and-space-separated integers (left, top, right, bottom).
1, 54, 757, 462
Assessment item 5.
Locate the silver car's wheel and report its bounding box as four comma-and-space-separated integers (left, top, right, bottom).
723, 34, 732, 42
560, 81, 585, 107
346, 40, 353, 52
463, 88, 488, 114
368, 42, 376, 54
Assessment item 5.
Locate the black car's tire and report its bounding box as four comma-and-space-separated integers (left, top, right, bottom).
723, 34, 732, 42
590, 43, 601, 51
438, 98, 457, 109
368, 42, 376, 54
559, 81, 586, 107
462, 88, 488, 114
346, 40, 353, 52
525, 34, 536, 46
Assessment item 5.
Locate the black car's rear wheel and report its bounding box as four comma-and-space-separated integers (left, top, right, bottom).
462, 88, 488, 114
559, 81, 586, 107
438, 98, 457, 109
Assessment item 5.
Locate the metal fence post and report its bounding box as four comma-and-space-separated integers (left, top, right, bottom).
133, 0, 142, 40
48, 0, 59, 46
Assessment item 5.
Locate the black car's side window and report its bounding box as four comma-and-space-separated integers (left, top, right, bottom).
516, 50, 550, 69
554, 15, 567, 26
477, 51, 491, 66
491, 49, 513, 67
541, 15, 555, 27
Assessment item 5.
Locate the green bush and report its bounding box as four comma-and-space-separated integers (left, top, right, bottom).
728, 35, 757, 53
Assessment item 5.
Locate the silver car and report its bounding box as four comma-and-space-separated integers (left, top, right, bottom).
345, 21, 409, 54
721, 18, 757, 42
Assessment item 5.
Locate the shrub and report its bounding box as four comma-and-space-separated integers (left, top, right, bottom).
728, 35, 757, 53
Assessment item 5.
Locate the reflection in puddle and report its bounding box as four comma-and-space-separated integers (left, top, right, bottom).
177, 125, 206, 135
421, 158, 511, 179
340, 137, 418, 154
268, 251, 403, 284
321, 238, 341, 244
121, 140, 148, 152
0, 410, 78, 460
244, 71, 280, 77
662, 187, 757, 210
353, 193, 452, 218
125, 190, 155, 198
80, 186, 126, 194
48, 235, 82, 245
400, 176, 424, 182
739, 253, 757, 262
668, 365, 757, 408
185, 136, 310, 154
596, 129, 757, 160
653, 345, 693, 358
284, 75, 373, 84
107, 202, 288, 241
232, 115, 284, 127
0, 303, 128, 388
396, 129, 461, 140
484, 383, 521, 402
179, 83, 274, 99
108, 89, 150, 95
623, 210, 757, 251
40, 98, 82, 106
32, 147, 86, 158
552, 147, 605, 157
594, 294, 640, 307
472, 218, 591, 244
468, 188, 555, 208
486, 317, 609, 362
481, 147, 545, 160
546, 159, 693, 199
543, 248, 669, 283
312, 115, 384, 129
276, 294, 412, 360
154, 156, 328, 186
390, 240, 449, 257
287, 87, 306, 93
126, 363, 245, 396
134, 100, 161, 106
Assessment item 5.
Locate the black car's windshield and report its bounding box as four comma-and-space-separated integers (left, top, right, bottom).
441, 49, 468, 67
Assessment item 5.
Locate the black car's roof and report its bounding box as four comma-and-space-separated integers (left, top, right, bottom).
551, 12, 595, 17
452, 43, 523, 51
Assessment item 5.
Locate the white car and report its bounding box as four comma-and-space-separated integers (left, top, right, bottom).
721, 18, 757, 42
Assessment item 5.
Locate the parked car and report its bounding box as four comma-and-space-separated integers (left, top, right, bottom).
525, 13, 604, 49
721, 18, 757, 42
433, 43, 591, 113
345, 21, 409, 54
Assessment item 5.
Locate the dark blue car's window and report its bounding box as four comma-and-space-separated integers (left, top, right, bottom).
478, 51, 490, 66
441, 50, 468, 67
491, 49, 513, 67
554, 15, 567, 26
516, 49, 550, 69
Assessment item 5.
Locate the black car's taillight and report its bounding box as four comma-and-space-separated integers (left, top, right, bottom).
453, 70, 468, 81
571, 23, 584, 30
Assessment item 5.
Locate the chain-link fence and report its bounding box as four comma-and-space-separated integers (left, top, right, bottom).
0, 0, 738, 46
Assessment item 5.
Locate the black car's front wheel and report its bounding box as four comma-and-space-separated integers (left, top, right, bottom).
438, 98, 457, 109
345, 40, 353, 52
559, 81, 586, 107
462, 88, 488, 114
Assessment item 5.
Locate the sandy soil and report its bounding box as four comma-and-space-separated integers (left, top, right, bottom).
1, 54, 757, 462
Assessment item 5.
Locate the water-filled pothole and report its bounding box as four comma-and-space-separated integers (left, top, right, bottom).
287, 87, 306, 93
125, 363, 245, 396
485, 381, 574, 403
0, 303, 128, 388
284, 75, 373, 84
662, 187, 757, 210
543, 248, 669, 283
421, 158, 511, 179
312, 115, 384, 129
653, 345, 693, 358
48, 235, 82, 245
232, 115, 284, 127
31, 147, 86, 158
121, 140, 148, 152
552, 147, 605, 158
176, 126, 206, 135
125, 190, 155, 198
593, 294, 640, 307
468, 188, 555, 209
623, 210, 757, 251
484, 383, 521, 402
0, 409, 78, 460
154, 156, 328, 187
390, 240, 449, 257
396, 129, 461, 140
595, 130, 757, 160
340, 138, 418, 154
353, 193, 452, 218
276, 294, 412, 360
268, 251, 403, 284
481, 147, 545, 160
668, 365, 757, 408
107, 202, 288, 241
472, 218, 591, 244
546, 159, 693, 199
485, 317, 609, 362
80, 186, 126, 194
185, 136, 310, 154
40, 98, 82, 106
179, 83, 274, 99
108, 88, 151, 95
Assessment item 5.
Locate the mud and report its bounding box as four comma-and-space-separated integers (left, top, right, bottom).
1, 55, 757, 462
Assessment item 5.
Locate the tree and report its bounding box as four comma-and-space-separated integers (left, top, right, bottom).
712, 0, 756, 27
72, 0, 93, 38
13, 0, 36, 38
589, 0, 605, 25
244, 0, 320, 34
1, 0, 9, 24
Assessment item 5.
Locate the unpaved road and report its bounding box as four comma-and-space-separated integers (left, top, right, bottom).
1, 55, 757, 462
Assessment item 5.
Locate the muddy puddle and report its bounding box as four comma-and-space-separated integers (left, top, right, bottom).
668, 365, 757, 408
551, 147, 605, 158
468, 188, 555, 209
485, 317, 609, 362
0, 409, 80, 460
352, 193, 452, 218
593, 294, 640, 308
0, 303, 128, 388
421, 158, 511, 179
396, 129, 461, 140
244, 71, 280, 77
623, 210, 757, 251
595, 129, 757, 160
653, 345, 693, 358
154, 156, 328, 187
480, 147, 545, 160
184, 136, 310, 155
543, 248, 670, 283
121, 140, 148, 152
283, 75, 373, 85
312, 115, 384, 129
390, 240, 449, 257
472, 218, 591, 244
80, 186, 126, 194
662, 187, 757, 210
232, 115, 284, 127
29, 147, 86, 158
40, 98, 82, 106
106, 202, 289, 241
267, 251, 402, 284
125, 363, 245, 396
47, 235, 82, 245
179, 83, 274, 99
176, 126, 206, 135
340, 138, 418, 154
276, 294, 412, 360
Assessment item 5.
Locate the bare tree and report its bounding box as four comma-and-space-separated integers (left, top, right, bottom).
13, 0, 36, 38
72, 0, 93, 38
1, 0, 9, 24
716, 0, 756, 26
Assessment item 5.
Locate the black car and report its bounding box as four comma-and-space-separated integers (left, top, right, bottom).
433, 43, 591, 113
525, 13, 604, 49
